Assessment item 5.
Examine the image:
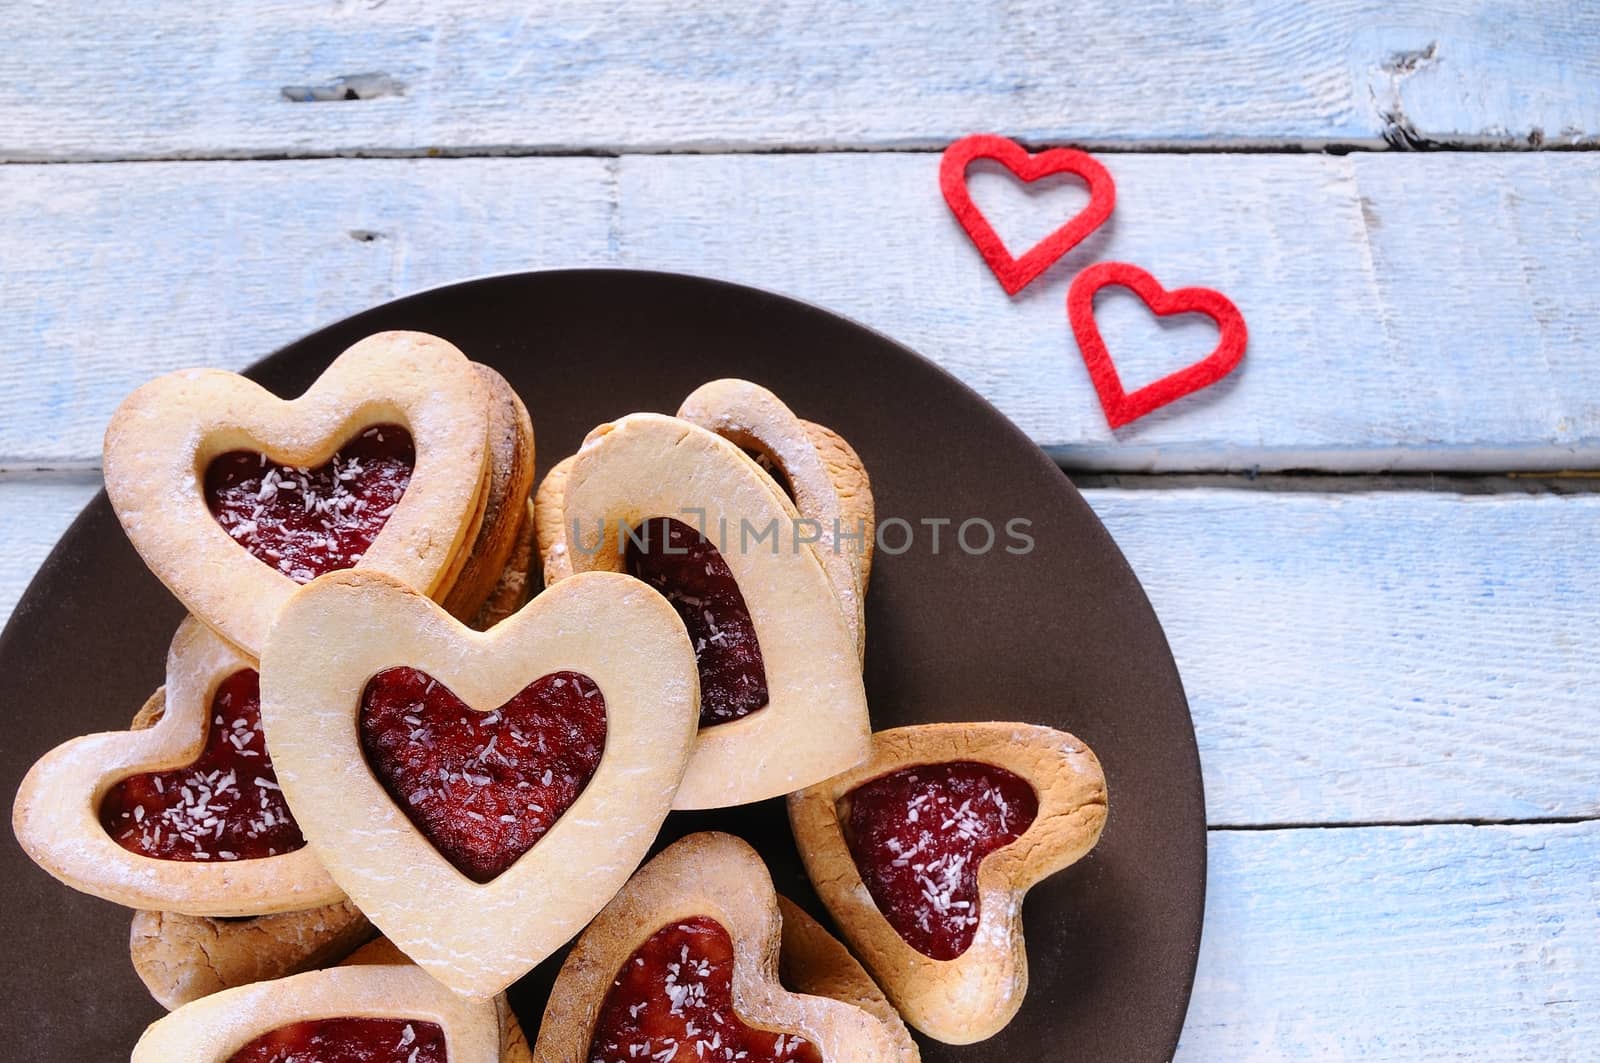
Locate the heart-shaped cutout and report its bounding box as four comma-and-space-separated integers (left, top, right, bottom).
259, 568, 700, 997
677, 378, 875, 662
12, 616, 343, 917
359, 667, 606, 883
788, 723, 1107, 1045
132, 962, 502, 1062
1067, 260, 1248, 429
533, 831, 902, 1062
104, 331, 493, 658
940, 133, 1116, 295
557, 413, 871, 810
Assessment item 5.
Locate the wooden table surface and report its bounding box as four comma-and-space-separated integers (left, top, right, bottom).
3, 3, 1597, 1059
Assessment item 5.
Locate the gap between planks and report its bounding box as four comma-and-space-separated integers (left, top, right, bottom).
5, 138, 1597, 167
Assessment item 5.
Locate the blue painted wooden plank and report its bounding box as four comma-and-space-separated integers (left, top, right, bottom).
3, 153, 1598, 471
1, 1, 1596, 159
615, 151, 1600, 471
1089, 489, 1600, 825
1182, 821, 1600, 1060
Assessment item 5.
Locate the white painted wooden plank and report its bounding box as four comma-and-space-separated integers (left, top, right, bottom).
0, 157, 615, 466
3, 1, 1596, 159
3, 481, 1595, 825
1090, 489, 1600, 825
0, 480, 97, 629
1181, 821, 1600, 1060
616, 151, 1600, 471
3, 153, 1598, 471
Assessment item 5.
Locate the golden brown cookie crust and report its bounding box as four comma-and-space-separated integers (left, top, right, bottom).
787, 723, 1108, 1044
470, 498, 537, 631
534, 832, 902, 1062
677, 380, 874, 660
131, 962, 502, 1062
259, 568, 700, 998
12, 617, 344, 916
777, 897, 920, 1062
130, 900, 374, 1010
561, 413, 871, 810
343, 939, 533, 1063
103, 330, 492, 658
444, 364, 537, 621
532, 454, 577, 587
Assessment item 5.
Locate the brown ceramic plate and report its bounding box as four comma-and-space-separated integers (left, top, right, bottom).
0, 270, 1203, 1060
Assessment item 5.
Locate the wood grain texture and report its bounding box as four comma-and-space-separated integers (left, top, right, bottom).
5, 481, 1595, 825
2, 1, 1596, 159
4, 152, 1599, 470
0, 157, 615, 466
1181, 820, 1600, 1060
1093, 489, 1600, 825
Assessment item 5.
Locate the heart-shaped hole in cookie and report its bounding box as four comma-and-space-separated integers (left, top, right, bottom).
590, 916, 821, 1062
229, 1017, 445, 1063
206, 424, 416, 584
624, 517, 769, 728
359, 667, 607, 884
100, 668, 307, 863
841, 762, 1038, 960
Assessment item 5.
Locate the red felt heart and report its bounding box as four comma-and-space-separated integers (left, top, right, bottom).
359, 667, 607, 883
940, 133, 1116, 295
1067, 261, 1247, 429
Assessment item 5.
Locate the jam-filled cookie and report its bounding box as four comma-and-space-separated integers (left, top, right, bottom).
259, 568, 700, 998
343, 937, 533, 1063
534, 831, 902, 1063
131, 961, 503, 1062
788, 723, 1108, 1044
442, 365, 537, 622
677, 378, 874, 659
126, 528, 531, 1009
553, 413, 871, 809
103, 330, 493, 658
13, 616, 342, 916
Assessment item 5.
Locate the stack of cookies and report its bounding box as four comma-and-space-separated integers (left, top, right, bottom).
12, 331, 1108, 1062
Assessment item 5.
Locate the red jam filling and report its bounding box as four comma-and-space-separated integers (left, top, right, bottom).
624, 517, 769, 728
588, 917, 821, 1063
228, 1017, 446, 1063
205, 424, 415, 583
844, 761, 1039, 960
359, 667, 606, 883
100, 669, 305, 862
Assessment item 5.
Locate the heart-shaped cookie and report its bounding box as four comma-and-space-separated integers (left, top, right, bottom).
940, 133, 1116, 295
104, 330, 492, 658
1067, 260, 1248, 429
534, 831, 902, 1062
12, 616, 343, 917
677, 379, 874, 661
559, 413, 871, 810
343, 938, 535, 1063
788, 723, 1107, 1044
777, 897, 920, 1063
131, 900, 373, 1009
131, 962, 503, 1062
259, 568, 700, 998
442, 364, 537, 622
